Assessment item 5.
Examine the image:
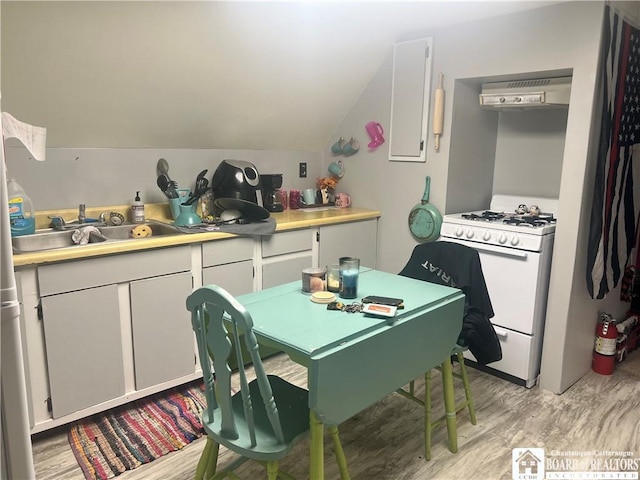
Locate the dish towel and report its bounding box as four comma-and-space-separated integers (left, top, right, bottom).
72, 226, 107, 245
175, 217, 276, 236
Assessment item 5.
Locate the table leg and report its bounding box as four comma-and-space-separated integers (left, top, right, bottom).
441, 358, 458, 453
310, 410, 324, 480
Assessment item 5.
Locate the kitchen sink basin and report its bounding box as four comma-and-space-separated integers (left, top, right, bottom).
99, 222, 181, 240
12, 230, 78, 253
12, 221, 182, 253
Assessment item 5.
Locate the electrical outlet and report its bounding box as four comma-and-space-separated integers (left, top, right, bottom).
299, 162, 307, 178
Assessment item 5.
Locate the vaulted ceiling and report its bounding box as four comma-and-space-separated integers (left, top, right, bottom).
2, 1, 562, 150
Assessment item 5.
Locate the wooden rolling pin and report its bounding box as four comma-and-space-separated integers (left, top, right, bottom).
433, 72, 445, 152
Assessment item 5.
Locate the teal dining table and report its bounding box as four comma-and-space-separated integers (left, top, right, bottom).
236, 268, 465, 479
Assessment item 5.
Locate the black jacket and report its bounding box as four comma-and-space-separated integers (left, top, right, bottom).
399, 241, 502, 365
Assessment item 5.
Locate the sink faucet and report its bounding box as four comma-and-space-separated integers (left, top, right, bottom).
49, 204, 107, 230
78, 204, 86, 224
49, 215, 67, 230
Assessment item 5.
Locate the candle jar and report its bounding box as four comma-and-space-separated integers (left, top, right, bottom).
302, 267, 326, 294
339, 257, 360, 299
326, 263, 341, 293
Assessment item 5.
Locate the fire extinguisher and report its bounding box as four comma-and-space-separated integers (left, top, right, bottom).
592, 313, 617, 375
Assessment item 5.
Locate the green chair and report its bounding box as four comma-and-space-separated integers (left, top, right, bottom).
397, 241, 499, 460
186, 285, 350, 480
396, 344, 476, 460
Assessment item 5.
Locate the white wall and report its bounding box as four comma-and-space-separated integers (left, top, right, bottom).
328, 1, 621, 393
5, 147, 322, 210
492, 109, 567, 198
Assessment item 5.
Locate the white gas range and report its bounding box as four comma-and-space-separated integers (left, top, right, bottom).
439, 195, 558, 387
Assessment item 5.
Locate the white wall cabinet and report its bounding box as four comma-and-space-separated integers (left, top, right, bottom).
388, 37, 433, 162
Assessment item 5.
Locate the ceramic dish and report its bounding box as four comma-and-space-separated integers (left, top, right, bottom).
213, 198, 270, 221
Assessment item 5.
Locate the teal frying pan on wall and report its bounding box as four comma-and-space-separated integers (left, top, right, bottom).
408, 176, 443, 241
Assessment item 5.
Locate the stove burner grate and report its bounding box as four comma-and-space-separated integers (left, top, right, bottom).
503, 214, 557, 227
458, 209, 558, 228
461, 211, 505, 222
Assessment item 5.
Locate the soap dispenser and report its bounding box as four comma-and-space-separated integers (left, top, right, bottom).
132, 191, 145, 223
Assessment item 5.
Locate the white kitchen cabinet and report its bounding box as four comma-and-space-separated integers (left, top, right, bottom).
388, 37, 433, 162
130, 272, 195, 390
30, 245, 194, 428
202, 237, 254, 296
318, 220, 378, 269
15, 211, 380, 433
261, 229, 313, 289
40, 284, 125, 418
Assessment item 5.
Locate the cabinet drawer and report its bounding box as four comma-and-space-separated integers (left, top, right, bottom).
262, 255, 312, 289
38, 246, 192, 296
203, 261, 254, 297
463, 327, 535, 381
202, 237, 254, 268
262, 229, 310, 258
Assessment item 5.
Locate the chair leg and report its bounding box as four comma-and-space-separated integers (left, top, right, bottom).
328, 425, 351, 480
266, 460, 279, 480
457, 352, 476, 425
196, 438, 219, 480
424, 369, 432, 461
440, 358, 458, 454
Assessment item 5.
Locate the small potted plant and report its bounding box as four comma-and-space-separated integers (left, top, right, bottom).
316, 176, 339, 204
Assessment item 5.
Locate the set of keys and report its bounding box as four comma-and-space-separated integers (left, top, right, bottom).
327, 300, 399, 319
327, 301, 363, 313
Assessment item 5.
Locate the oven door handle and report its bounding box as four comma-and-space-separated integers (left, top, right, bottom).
493, 327, 509, 338
469, 242, 529, 259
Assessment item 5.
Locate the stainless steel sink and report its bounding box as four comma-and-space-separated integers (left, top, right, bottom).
12, 221, 182, 253
12, 230, 78, 252
99, 222, 180, 240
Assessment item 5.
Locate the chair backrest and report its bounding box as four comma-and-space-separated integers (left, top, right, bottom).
399, 241, 494, 319
186, 285, 285, 447
399, 241, 502, 364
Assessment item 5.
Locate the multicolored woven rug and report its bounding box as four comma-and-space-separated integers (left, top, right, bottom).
68, 380, 206, 480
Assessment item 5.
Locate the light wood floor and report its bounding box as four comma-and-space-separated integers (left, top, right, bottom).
32, 351, 640, 480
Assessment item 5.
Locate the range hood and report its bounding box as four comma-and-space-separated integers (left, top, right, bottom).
479, 76, 571, 109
